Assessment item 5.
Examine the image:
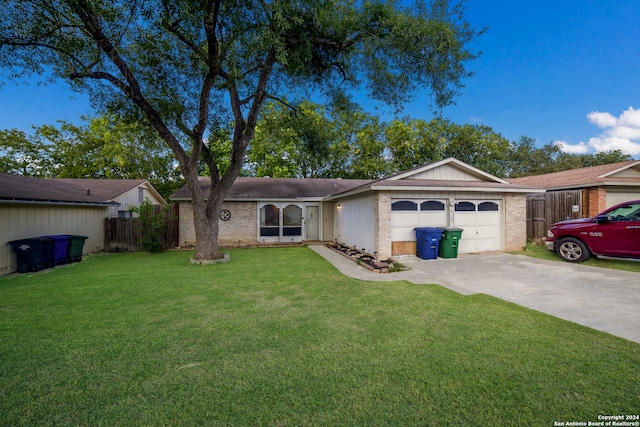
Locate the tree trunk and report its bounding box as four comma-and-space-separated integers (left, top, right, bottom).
186, 174, 228, 264
191, 205, 222, 262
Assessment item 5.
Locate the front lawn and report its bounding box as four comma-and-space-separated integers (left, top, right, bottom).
1, 247, 638, 426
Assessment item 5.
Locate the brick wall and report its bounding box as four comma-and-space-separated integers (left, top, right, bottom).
178, 201, 257, 247
374, 191, 392, 260
504, 194, 527, 251
586, 187, 607, 217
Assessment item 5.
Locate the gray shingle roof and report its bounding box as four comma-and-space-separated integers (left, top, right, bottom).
53, 178, 149, 200
506, 161, 640, 189
169, 177, 372, 200
0, 173, 119, 205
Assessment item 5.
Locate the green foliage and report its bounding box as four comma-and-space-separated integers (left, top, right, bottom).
128, 198, 168, 253
248, 100, 389, 179
0, 128, 53, 175
0, 0, 487, 259
0, 115, 182, 198
506, 137, 633, 178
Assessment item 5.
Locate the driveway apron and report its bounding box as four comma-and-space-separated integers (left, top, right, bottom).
310, 245, 640, 344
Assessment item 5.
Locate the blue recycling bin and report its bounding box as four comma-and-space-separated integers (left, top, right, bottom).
41, 235, 73, 265
414, 227, 444, 260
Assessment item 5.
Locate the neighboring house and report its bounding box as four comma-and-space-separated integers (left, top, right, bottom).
0, 174, 166, 274
170, 158, 542, 260
507, 161, 640, 217
54, 178, 166, 218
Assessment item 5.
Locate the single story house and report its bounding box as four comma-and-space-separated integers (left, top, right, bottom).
507, 161, 640, 217
1, 173, 166, 274
170, 158, 542, 260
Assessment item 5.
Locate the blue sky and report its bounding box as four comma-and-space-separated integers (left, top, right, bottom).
1, 0, 639, 157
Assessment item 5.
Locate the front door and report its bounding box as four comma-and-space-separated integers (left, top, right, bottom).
305, 206, 320, 240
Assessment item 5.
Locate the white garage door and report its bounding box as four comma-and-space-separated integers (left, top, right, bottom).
391, 200, 447, 242
391, 199, 502, 254
606, 192, 640, 208
453, 201, 502, 253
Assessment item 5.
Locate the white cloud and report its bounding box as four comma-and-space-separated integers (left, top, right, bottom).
587, 136, 640, 155
619, 106, 640, 127
555, 140, 589, 154
587, 111, 617, 128
558, 106, 640, 156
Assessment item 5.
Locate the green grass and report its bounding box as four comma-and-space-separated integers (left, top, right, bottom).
1, 247, 638, 426
516, 242, 640, 272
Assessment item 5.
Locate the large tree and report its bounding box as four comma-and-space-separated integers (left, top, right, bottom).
0, 0, 483, 262
385, 117, 512, 176
248, 99, 388, 179
0, 116, 182, 197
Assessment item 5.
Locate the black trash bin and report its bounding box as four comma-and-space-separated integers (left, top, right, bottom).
439, 227, 464, 259
41, 235, 73, 265
414, 227, 443, 260
68, 235, 88, 262
9, 237, 55, 273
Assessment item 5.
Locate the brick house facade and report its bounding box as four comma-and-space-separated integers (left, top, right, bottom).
171, 158, 540, 259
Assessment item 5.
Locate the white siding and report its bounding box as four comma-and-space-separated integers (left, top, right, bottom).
390, 190, 504, 199
407, 164, 483, 181
609, 168, 640, 178
110, 183, 166, 218
334, 193, 376, 254
1, 203, 106, 275
321, 202, 334, 241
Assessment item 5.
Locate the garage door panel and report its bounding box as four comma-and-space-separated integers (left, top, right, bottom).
458, 238, 476, 253
607, 192, 640, 208
418, 211, 447, 227
392, 227, 417, 241
477, 225, 500, 239
476, 213, 500, 226
391, 213, 419, 228
477, 237, 501, 252
453, 213, 476, 227
453, 200, 502, 253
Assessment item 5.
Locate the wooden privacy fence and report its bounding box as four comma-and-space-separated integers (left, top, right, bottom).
526, 190, 583, 240
104, 204, 179, 252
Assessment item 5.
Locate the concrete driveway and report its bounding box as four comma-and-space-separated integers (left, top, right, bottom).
310, 245, 640, 344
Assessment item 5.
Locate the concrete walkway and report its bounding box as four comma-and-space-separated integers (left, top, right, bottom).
309, 245, 640, 344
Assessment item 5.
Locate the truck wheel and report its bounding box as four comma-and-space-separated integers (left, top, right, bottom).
556, 237, 591, 262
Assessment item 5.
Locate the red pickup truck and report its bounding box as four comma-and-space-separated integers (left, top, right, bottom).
544, 200, 640, 262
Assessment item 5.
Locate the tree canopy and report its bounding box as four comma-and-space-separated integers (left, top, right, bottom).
0, 116, 182, 198
0, 0, 484, 261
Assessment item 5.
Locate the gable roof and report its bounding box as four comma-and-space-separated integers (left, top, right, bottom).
170, 158, 542, 202
387, 158, 509, 184
54, 178, 166, 203
169, 177, 371, 201
0, 173, 119, 206
506, 161, 640, 190
326, 158, 541, 199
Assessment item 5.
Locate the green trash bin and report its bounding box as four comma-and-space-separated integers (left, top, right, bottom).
68, 235, 88, 262
439, 227, 463, 258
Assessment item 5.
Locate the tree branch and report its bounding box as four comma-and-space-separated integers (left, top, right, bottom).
67, 0, 190, 173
